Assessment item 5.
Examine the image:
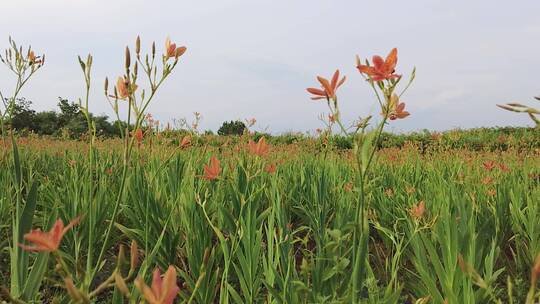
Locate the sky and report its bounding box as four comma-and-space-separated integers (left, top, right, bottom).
1, 0, 539, 134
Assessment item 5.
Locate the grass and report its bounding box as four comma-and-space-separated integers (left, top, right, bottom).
0, 135, 539, 303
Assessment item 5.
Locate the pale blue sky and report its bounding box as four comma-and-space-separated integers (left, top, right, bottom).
1, 0, 539, 133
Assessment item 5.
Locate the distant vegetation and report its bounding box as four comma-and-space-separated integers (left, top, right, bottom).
4, 97, 539, 152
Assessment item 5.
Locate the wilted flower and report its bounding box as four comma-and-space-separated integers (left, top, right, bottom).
386, 94, 410, 120
203, 156, 221, 180
306, 69, 346, 100
357, 48, 400, 81
165, 37, 187, 60
328, 114, 336, 123
135, 266, 180, 304
248, 137, 270, 157
20, 217, 80, 252
246, 118, 257, 127
115, 76, 137, 100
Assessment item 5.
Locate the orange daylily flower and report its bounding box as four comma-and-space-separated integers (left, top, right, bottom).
115, 76, 137, 100
28, 50, 42, 65
357, 48, 400, 82
482, 160, 496, 171
165, 37, 187, 60
203, 156, 221, 180
265, 163, 277, 174
180, 135, 191, 149
248, 137, 270, 157
135, 266, 179, 304
410, 201, 426, 220
20, 217, 81, 252
306, 69, 346, 100
135, 129, 144, 146
498, 163, 510, 173
389, 102, 410, 120
481, 176, 494, 185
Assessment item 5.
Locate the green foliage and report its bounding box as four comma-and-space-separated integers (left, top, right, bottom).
217, 120, 246, 136
4, 97, 121, 138
1, 139, 538, 303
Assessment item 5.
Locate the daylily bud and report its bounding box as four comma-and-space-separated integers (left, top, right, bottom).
125, 46, 131, 69
130, 240, 139, 270
135, 36, 141, 55
203, 247, 211, 265
64, 277, 83, 302
78, 56, 86, 70
151, 41, 156, 58
117, 244, 126, 266
134, 61, 138, 76
104, 77, 109, 94
114, 273, 130, 296
87, 54, 92, 67
531, 253, 540, 287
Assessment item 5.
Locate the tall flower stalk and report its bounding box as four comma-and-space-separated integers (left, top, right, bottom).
87, 36, 187, 289
307, 47, 415, 300
0, 38, 45, 301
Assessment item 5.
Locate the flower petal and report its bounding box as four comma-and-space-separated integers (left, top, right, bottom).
306, 88, 326, 96
385, 48, 398, 71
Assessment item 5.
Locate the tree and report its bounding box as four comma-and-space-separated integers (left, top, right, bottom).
9, 97, 36, 131
33, 111, 60, 135
217, 120, 246, 136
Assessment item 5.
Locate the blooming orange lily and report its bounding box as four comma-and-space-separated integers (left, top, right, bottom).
248, 137, 270, 157
135, 266, 179, 304
306, 69, 346, 100
27, 50, 42, 65
165, 37, 187, 60
203, 156, 221, 180
410, 201, 425, 220
180, 135, 191, 148
20, 216, 81, 252
357, 48, 400, 81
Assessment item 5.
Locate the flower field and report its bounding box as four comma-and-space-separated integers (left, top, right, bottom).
0, 37, 539, 303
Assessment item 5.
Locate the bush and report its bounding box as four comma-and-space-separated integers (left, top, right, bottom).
217, 120, 246, 136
